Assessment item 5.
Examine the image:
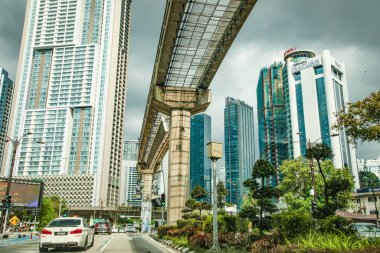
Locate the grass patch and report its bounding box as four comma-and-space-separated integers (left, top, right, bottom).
287, 230, 380, 252
163, 236, 189, 247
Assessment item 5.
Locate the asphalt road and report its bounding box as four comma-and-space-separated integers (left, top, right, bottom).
0, 233, 176, 253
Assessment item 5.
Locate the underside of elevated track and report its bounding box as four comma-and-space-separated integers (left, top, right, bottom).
138, 0, 257, 225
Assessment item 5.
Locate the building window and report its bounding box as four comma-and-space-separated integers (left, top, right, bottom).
314, 66, 323, 75
295, 84, 307, 156
294, 72, 301, 81
356, 199, 361, 204
368, 196, 377, 202
370, 210, 379, 215
331, 66, 343, 80
315, 78, 331, 147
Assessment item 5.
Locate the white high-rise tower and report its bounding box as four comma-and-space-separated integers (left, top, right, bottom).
2, 0, 132, 208
283, 49, 359, 189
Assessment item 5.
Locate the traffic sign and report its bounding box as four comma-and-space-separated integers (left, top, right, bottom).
9, 216, 20, 226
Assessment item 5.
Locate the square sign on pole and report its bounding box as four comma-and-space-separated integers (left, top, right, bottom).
206, 142, 222, 160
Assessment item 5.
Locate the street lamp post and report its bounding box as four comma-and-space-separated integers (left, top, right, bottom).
207, 142, 222, 252
1, 132, 33, 235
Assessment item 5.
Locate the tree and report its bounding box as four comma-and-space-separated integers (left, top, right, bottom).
334, 90, 380, 144
325, 165, 355, 215
306, 143, 333, 205
182, 185, 210, 217
358, 170, 380, 219
191, 184, 208, 200
278, 159, 354, 218
38, 196, 69, 227
39, 197, 57, 228
277, 158, 312, 212
217, 182, 228, 209
242, 159, 278, 232
359, 171, 380, 188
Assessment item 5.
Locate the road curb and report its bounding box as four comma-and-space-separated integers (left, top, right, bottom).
150, 235, 196, 253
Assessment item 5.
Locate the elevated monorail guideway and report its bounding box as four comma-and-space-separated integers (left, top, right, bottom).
138, 0, 257, 225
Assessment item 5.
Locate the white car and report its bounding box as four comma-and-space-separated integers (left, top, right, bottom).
39, 217, 94, 252
125, 223, 137, 233
348, 222, 380, 239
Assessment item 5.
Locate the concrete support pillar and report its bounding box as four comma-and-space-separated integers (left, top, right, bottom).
146, 86, 211, 224
167, 109, 191, 225
141, 171, 153, 233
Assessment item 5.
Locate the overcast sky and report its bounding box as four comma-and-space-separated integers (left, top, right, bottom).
0, 0, 379, 161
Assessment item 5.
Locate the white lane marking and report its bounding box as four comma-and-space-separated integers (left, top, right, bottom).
144, 234, 177, 253
100, 236, 114, 252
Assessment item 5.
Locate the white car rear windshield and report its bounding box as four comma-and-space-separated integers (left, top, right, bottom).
48, 219, 81, 227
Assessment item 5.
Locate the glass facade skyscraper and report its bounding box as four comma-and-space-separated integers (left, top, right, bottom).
257, 63, 288, 185
283, 49, 359, 189
120, 139, 141, 206
0, 68, 14, 174
190, 114, 211, 202
224, 97, 255, 207
3, 0, 132, 207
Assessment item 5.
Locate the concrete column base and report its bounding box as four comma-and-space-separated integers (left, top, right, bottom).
141, 172, 153, 233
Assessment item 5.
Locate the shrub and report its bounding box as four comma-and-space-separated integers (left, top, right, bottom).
189, 213, 202, 219
189, 232, 212, 249
167, 228, 186, 238
157, 225, 176, 238
219, 232, 251, 251
203, 214, 230, 233
170, 236, 189, 247
177, 219, 189, 228
272, 210, 314, 238
203, 215, 213, 232
236, 217, 249, 233
318, 215, 350, 234
182, 213, 191, 220
220, 215, 238, 233
177, 218, 203, 230
251, 229, 282, 253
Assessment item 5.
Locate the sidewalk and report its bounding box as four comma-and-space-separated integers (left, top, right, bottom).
0, 232, 39, 240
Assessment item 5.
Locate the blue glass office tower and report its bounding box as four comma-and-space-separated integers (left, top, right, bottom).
0, 68, 14, 174
257, 63, 288, 185
224, 97, 255, 207
190, 114, 211, 202
3, 0, 132, 207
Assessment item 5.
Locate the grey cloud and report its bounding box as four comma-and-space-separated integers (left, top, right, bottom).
0, 0, 26, 79
0, 0, 378, 160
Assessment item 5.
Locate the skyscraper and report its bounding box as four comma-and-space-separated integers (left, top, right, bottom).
190, 114, 211, 201
257, 63, 288, 180
120, 139, 141, 206
0, 68, 14, 173
218, 166, 226, 183
224, 97, 255, 207
283, 49, 359, 188
3, 0, 132, 207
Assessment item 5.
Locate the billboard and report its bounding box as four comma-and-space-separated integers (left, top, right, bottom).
0, 178, 43, 208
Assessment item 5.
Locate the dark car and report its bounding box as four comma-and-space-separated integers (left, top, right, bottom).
94, 222, 112, 234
